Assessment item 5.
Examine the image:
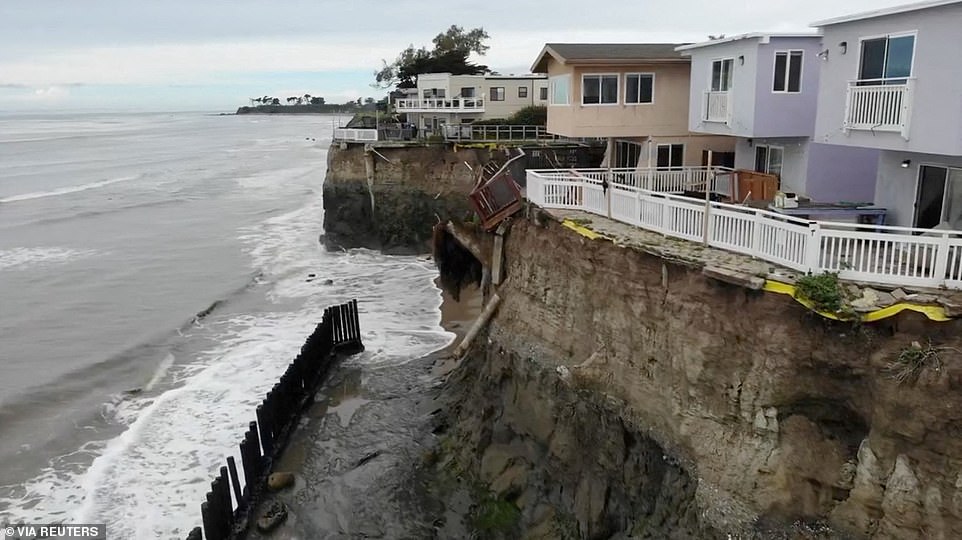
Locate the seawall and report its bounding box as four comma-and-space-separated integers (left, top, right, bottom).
435, 208, 962, 539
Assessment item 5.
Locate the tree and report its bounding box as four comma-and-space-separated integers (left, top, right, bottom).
271, 98, 280, 105
364, 97, 375, 105
374, 25, 490, 89
310, 96, 325, 105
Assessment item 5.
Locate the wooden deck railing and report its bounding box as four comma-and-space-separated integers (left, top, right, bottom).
527, 169, 962, 290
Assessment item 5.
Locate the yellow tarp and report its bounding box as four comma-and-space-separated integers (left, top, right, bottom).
562, 219, 607, 240
763, 280, 951, 322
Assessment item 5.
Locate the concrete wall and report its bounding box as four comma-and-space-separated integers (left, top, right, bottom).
813, 3, 962, 155
685, 36, 821, 138
875, 150, 962, 227
544, 58, 693, 138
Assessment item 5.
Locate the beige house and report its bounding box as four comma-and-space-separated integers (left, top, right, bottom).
531, 43, 735, 168
395, 72, 548, 135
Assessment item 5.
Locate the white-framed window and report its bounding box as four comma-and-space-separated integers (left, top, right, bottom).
754, 145, 783, 178
615, 140, 644, 168
711, 59, 734, 92
582, 74, 619, 105
656, 144, 684, 169
773, 51, 803, 93
625, 73, 654, 104
858, 32, 915, 84
490, 87, 505, 101
549, 75, 570, 105
539, 86, 548, 100
460, 87, 476, 98
518, 86, 528, 98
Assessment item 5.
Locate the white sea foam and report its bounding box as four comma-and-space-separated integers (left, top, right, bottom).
0, 247, 99, 271
1, 187, 454, 537
0, 175, 138, 203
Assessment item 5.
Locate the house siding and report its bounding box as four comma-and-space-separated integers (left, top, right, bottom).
813, 2, 962, 155
875, 151, 962, 227
544, 59, 695, 139
686, 40, 759, 137
752, 38, 822, 138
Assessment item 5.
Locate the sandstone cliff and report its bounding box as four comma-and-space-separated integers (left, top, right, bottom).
437, 210, 962, 539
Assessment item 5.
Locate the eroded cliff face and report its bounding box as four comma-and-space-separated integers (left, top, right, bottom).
322, 144, 487, 254
439, 211, 962, 539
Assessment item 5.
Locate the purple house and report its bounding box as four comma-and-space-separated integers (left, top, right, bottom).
677, 34, 879, 203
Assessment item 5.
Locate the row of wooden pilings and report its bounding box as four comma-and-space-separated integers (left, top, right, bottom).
185, 300, 363, 540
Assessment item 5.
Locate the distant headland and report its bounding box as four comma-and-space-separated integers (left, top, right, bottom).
235, 96, 380, 115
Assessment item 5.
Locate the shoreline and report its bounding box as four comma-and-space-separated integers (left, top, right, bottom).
243, 278, 482, 539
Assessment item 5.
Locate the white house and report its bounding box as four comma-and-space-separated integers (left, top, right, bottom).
812, 0, 962, 228
677, 34, 879, 203
395, 73, 549, 135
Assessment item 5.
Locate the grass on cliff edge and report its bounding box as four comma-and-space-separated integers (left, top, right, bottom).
794, 272, 844, 313
471, 494, 521, 534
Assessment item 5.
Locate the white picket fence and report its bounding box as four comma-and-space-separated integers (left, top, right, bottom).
527, 169, 962, 290
333, 128, 378, 142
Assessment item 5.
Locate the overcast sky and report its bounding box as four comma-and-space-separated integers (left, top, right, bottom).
0, 0, 913, 112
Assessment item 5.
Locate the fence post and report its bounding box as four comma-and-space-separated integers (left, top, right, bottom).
933, 232, 950, 286
256, 403, 273, 457
750, 211, 763, 258
227, 456, 243, 509
805, 222, 822, 273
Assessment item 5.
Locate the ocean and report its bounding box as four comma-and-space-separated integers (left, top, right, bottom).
0, 112, 454, 538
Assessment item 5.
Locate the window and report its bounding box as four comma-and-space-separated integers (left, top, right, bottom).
490, 87, 505, 101
773, 51, 803, 92
460, 87, 476, 98
582, 74, 619, 105
859, 33, 915, 84
615, 141, 643, 168
549, 75, 570, 105
422, 88, 445, 99
656, 144, 684, 169
539, 86, 548, 100
711, 59, 734, 91
754, 145, 783, 178
915, 165, 962, 229
625, 73, 654, 104
518, 86, 528, 98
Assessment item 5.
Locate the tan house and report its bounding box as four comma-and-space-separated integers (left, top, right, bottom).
530, 43, 735, 168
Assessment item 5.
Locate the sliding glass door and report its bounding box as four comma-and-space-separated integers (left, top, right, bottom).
915, 165, 962, 229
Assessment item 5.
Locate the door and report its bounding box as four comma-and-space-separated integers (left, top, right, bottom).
915, 165, 962, 229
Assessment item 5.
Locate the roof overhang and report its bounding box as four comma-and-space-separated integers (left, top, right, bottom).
675, 32, 821, 54
811, 0, 962, 27
530, 44, 689, 73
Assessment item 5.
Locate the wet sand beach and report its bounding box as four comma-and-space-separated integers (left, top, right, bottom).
245, 283, 482, 539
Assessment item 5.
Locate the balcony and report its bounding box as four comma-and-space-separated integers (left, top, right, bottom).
844, 79, 914, 140
395, 97, 485, 113
703, 91, 731, 124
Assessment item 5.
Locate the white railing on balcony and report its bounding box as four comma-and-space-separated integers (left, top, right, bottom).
395, 97, 485, 112
844, 79, 914, 139
527, 168, 962, 290
333, 128, 378, 142
703, 91, 731, 124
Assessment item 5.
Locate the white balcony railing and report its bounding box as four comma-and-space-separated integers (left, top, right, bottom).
333, 128, 378, 142
844, 79, 914, 139
703, 91, 731, 124
527, 168, 962, 290
395, 97, 485, 112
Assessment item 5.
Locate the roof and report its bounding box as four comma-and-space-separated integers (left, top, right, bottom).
530, 43, 689, 73
811, 0, 962, 27
675, 32, 821, 53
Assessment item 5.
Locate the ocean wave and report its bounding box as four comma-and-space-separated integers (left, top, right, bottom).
0, 175, 139, 204
0, 247, 99, 271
